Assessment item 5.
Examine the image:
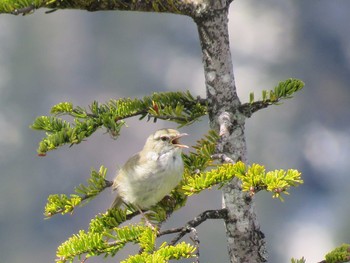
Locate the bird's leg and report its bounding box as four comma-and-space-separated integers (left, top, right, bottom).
160, 195, 176, 218
136, 206, 159, 231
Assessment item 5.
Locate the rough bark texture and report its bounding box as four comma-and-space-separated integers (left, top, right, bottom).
195, 1, 268, 262
8, 0, 268, 262
46, 0, 203, 15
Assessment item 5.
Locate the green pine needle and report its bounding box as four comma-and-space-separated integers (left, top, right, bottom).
250, 78, 304, 104
291, 257, 306, 263
325, 244, 350, 263
121, 242, 196, 263
89, 209, 130, 233
182, 161, 303, 200
31, 91, 207, 155
56, 225, 150, 262
44, 166, 109, 217
48, 131, 303, 262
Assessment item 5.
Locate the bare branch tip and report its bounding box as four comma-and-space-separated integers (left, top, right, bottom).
211, 153, 235, 164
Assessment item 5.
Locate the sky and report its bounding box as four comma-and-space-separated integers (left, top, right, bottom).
0, 0, 350, 262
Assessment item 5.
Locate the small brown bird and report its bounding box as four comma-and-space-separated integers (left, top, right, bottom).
111, 128, 188, 211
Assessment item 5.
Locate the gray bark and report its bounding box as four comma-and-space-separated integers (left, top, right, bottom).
44, 0, 268, 262
195, 2, 267, 262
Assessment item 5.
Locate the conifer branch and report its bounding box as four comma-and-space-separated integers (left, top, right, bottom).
57, 223, 196, 263
291, 257, 306, 263
189, 227, 200, 263
239, 78, 305, 117
31, 91, 207, 155
211, 153, 235, 163
45, 131, 303, 262
318, 244, 350, 263
44, 130, 302, 220
43, 130, 218, 220
157, 209, 228, 245
56, 225, 153, 262
1, 0, 204, 16
121, 242, 196, 263
182, 161, 303, 201
10, 3, 35, 15
89, 208, 141, 233
44, 166, 111, 217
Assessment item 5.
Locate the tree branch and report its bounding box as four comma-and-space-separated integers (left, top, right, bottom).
3, 0, 204, 16
9, 0, 271, 261
147, 114, 191, 123
195, 1, 267, 262
238, 101, 272, 118
11, 4, 35, 15
158, 209, 228, 245
46, 179, 113, 217
211, 153, 235, 164
189, 227, 200, 263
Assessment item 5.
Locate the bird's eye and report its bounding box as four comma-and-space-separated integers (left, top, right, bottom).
160, 136, 169, 142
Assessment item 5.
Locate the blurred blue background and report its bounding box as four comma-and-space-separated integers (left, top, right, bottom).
1, 0, 350, 262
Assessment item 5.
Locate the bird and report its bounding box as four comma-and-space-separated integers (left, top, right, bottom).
111, 128, 188, 213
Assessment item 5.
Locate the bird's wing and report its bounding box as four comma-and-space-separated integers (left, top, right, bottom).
111, 153, 142, 208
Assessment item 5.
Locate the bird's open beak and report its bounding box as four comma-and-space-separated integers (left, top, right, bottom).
171, 133, 189, 148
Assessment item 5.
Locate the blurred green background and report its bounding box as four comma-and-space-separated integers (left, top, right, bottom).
1, 0, 350, 262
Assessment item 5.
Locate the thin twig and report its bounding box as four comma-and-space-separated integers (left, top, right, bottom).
148, 114, 189, 122
11, 4, 35, 15
158, 227, 183, 236
238, 100, 273, 118
83, 110, 197, 124
47, 179, 113, 217
158, 209, 228, 245
211, 153, 235, 164
196, 96, 208, 106
189, 227, 200, 263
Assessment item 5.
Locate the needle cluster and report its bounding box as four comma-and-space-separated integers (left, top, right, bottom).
35, 81, 305, 262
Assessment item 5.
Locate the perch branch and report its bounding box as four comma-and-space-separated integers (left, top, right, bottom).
189, 227, 200, 263
158, 209, 228, 245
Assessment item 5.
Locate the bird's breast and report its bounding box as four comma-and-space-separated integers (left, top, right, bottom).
127, 150, 184, 208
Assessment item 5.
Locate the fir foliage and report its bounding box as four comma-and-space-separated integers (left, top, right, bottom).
57, 223, 196, 263
121, 242, 196, 263
35, 86, 305, 262
0, 0, 57, 14
0, 0, 37, 13
89, 209, 130, 233
45, 130, 303, 262
182, 161, 303, 200
240, 78, 304, 117
141, 129, 220, 225
44, 166, 110, 217
291, 257, 306, 263
182, 129, 219, 173
249, 78, 304, 104
31, 91, 207, 155
31, 80, 304, 156
324, 244, 350, 263
56, 225, 152, 262
292, 244, 350, 263
44, 130, 219, 221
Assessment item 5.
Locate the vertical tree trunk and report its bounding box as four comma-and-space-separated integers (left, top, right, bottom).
195, 3, 268, 263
